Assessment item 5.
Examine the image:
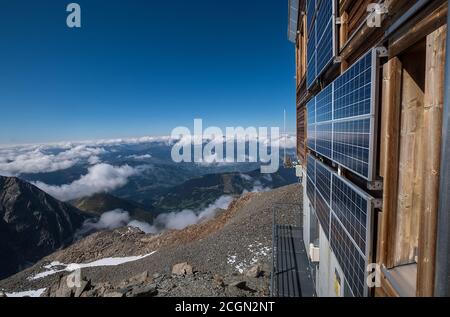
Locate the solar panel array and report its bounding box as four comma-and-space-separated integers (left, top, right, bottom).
306, 154, 374, 297
307, 0, 336, 89
306, 49, 377, 180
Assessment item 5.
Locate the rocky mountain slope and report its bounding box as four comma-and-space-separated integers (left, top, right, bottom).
0, 184, 302, 297
70, 193, 154, 223
0, 176, 92, 279
152, 167, 297, 213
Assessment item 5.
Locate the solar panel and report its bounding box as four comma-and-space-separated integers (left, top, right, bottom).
316, 123, 332, 159
306, 48, 378, 180
333, 118, 371, 178
331, 173, 370, 255
305, 155, 375, 297
307, 23, 317, 89
306, 154, 316, 205
307, 98, 316, 151
334, 52, 373, 120
316, 0, 334, 75
306, 0, 336, 89
315, 84, 332, 123
315, 160, 332, 238
330, 214, 367, 297
306, 0, 316, 33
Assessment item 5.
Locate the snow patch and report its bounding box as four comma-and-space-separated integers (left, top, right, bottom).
5, 288, 46, 297
29, 252, 157, 281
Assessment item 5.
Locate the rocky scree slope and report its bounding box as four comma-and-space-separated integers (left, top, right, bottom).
0, 184, 302, 297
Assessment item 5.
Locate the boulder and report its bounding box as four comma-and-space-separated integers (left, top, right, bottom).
127, 284, 158, 297
230, 281, 247, 290
172, 262, 193, 276
55, 276, 74, 297
130, 271, 149, 284
245, 265, 261, 278
213, 274, 225, 287
74, 279, 91, 297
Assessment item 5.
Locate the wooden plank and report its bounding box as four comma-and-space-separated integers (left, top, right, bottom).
340, 11, 349, 73
394, 59, 425, 267
340, 0, 412, 62
417, 25, 446, 297
389, 1, 448, 57
379, 57, 402, 268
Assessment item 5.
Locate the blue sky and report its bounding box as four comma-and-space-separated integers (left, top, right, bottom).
0, 0, 295, 144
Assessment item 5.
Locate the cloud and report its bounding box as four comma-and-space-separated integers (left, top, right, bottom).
152, 195, 233, 231
75, 195, 234, 239
76, 209, 155, 237
243, 180, 271, 194
33, 163, 141, 201
0, 145, 106, 176
239, 173, 253, 181
126, 154, 152, 160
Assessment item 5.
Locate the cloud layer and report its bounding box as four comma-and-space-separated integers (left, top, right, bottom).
0, 145, 105, 176
151, 195, 233, 231
76, 209, 153, 237
33, 163, 140, 201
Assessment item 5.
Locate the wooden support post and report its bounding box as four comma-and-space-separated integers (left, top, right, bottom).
340, 12, 349, 73
379, 57, 403, 268
417, 25, 447, 297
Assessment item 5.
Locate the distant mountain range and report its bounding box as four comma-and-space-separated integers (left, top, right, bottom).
70, 193, 154, 223
153, 167, 298, 213
0, 165, 298, 280
0, 176, 92, 279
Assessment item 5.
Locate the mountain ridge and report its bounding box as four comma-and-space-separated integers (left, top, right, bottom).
0, 176, 93, 279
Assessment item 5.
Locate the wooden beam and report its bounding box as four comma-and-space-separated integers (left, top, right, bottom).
339, 0, 353, 16
340, 12, 349, 73
379, 57, 403, 268
389, 1, 448, 57
395, 59, 425, 267
417, 25, 446, 297
340, 0, 412, 62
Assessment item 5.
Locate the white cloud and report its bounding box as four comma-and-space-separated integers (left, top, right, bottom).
0, 145, 106, 176
152, 195, 233, 231
75, 209, 155, 238
239, 173, 253, 181
33, 164, 140, 201
126, 154, 152, 160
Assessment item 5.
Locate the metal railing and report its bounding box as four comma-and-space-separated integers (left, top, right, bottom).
270, 202, 303, 297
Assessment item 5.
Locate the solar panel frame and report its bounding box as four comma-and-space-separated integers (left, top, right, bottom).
315, 0, 336, 78
330, 171, 375, 297
307, 97, 316, 151
306, 0, 337, 90
306, 48, 380, 181
305, 154, 376, 297
306, 154, 316, 206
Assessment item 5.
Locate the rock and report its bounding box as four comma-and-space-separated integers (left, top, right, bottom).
172, 262, 193, 276
152, 273, 161, 279
0, 291, 7, 297
74, 279, 90, 297
230, 281, 247, 290
127, 284, 158, 297
55, 276, 74, 297
104, 292, 125, 298
93, 282, 112, 297
245, 265, 261, 278
130, 271, 149, 284
213, 274, 225, 287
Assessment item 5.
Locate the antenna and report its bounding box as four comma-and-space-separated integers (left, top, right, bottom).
284, 108, 287, 165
